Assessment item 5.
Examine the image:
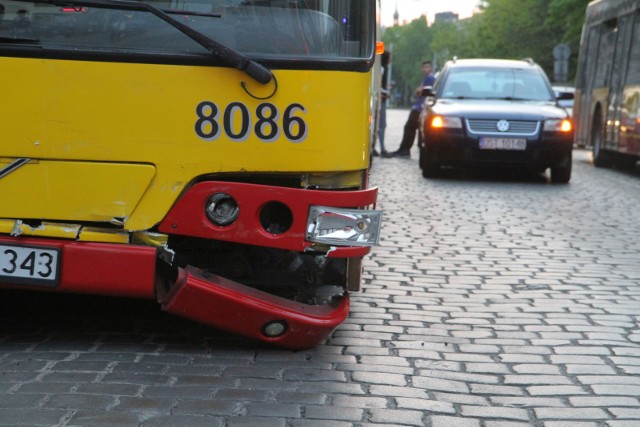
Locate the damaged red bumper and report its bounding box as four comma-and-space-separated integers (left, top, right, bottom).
157, 181, 378, 256
159, 266, 350, 349
0, 236, 348, 349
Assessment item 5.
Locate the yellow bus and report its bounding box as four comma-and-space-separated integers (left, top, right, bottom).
574, 0, 640, 167
0, 0, 383, 349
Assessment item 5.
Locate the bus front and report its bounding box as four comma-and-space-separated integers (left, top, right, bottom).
0, 0, 382, 349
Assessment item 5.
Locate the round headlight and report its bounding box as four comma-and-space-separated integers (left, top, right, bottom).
205, 193, 239, 226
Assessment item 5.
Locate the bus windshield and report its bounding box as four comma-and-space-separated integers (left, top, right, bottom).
0, 0, 375, 61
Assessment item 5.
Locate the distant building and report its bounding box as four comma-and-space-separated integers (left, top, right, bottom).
434, 12, 458, 24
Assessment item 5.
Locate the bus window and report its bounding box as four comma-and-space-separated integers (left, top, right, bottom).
606, 14, 633, 147
0, 0, 375, 64
594, 22, 617, 88
585, 28, 599, 90
628, 14, 640, 85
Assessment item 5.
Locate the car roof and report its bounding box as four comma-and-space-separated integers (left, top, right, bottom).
446, 58, 538, 69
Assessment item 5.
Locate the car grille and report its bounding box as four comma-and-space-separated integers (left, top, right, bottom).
466, 119, 539, 136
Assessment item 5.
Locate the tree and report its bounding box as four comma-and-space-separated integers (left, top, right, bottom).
382, 17, 432, 105
430, 19, 482, 65
474, 0, 559, 70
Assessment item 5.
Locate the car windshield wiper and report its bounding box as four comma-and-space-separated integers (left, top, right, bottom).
493, 96, 532, 101
21, 0, 273, 84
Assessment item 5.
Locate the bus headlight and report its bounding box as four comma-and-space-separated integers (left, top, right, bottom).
205, 193, 239, 226
306, 206, 382, 247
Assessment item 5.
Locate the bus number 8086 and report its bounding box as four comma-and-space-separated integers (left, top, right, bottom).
195, 101, 308, 143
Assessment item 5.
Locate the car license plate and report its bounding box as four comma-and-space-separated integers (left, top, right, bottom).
479, 138, 527, 150
0, 244, 60, 287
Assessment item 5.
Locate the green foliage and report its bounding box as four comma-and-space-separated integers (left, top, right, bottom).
475, 0, 556, 68
383, 0, 591, 105
382, 16, 432, 104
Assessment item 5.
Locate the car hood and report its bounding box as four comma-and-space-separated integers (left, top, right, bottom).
430, 99, 568, 120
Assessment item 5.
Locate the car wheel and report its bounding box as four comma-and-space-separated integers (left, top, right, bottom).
420, 147, 439, 178
591, 111, 609, 168
551, 161, 571, 184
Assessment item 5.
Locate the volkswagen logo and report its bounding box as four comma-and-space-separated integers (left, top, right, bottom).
496, 119, 510, 132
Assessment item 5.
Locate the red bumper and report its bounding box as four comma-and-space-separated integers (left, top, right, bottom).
158, 181, 378, 258
0, 236, 156, 298
0, 236, 349, 348
159, 266, 350, 350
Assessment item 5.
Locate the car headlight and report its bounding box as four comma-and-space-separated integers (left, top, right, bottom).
543, 119, 572, 132
430, 115, 462, 129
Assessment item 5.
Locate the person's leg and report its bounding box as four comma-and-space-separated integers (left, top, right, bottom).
405, 109, 421, 149
394, 109, 420, 156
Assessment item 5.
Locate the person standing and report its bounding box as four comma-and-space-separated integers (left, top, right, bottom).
391, 60, 435, 157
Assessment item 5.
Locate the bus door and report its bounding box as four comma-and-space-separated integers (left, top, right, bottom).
590, 20, 617, 150
605, 14, 634, 150
575, 25, 601, 147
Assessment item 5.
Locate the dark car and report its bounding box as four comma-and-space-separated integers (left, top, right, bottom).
419, 58, 574, 183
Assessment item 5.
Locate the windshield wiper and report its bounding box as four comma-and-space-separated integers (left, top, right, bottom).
22, 0, 273, 84
494, 96, 530, 101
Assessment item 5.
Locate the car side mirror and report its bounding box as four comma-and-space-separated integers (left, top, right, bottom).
421, 86, 435, 97
557, 92, 574, 101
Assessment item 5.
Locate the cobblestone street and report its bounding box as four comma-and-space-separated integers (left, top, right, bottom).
1, 108, 639, 426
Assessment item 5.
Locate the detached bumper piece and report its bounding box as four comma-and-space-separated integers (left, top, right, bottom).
158, 266, 350, 350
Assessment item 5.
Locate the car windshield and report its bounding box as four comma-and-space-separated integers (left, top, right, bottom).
441, 66, 555, 101
0, 0, 374, 60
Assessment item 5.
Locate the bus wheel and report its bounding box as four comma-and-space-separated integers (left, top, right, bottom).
591, 112, 609, 167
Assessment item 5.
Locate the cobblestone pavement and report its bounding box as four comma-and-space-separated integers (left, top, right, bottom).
1, 108, 639, 427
